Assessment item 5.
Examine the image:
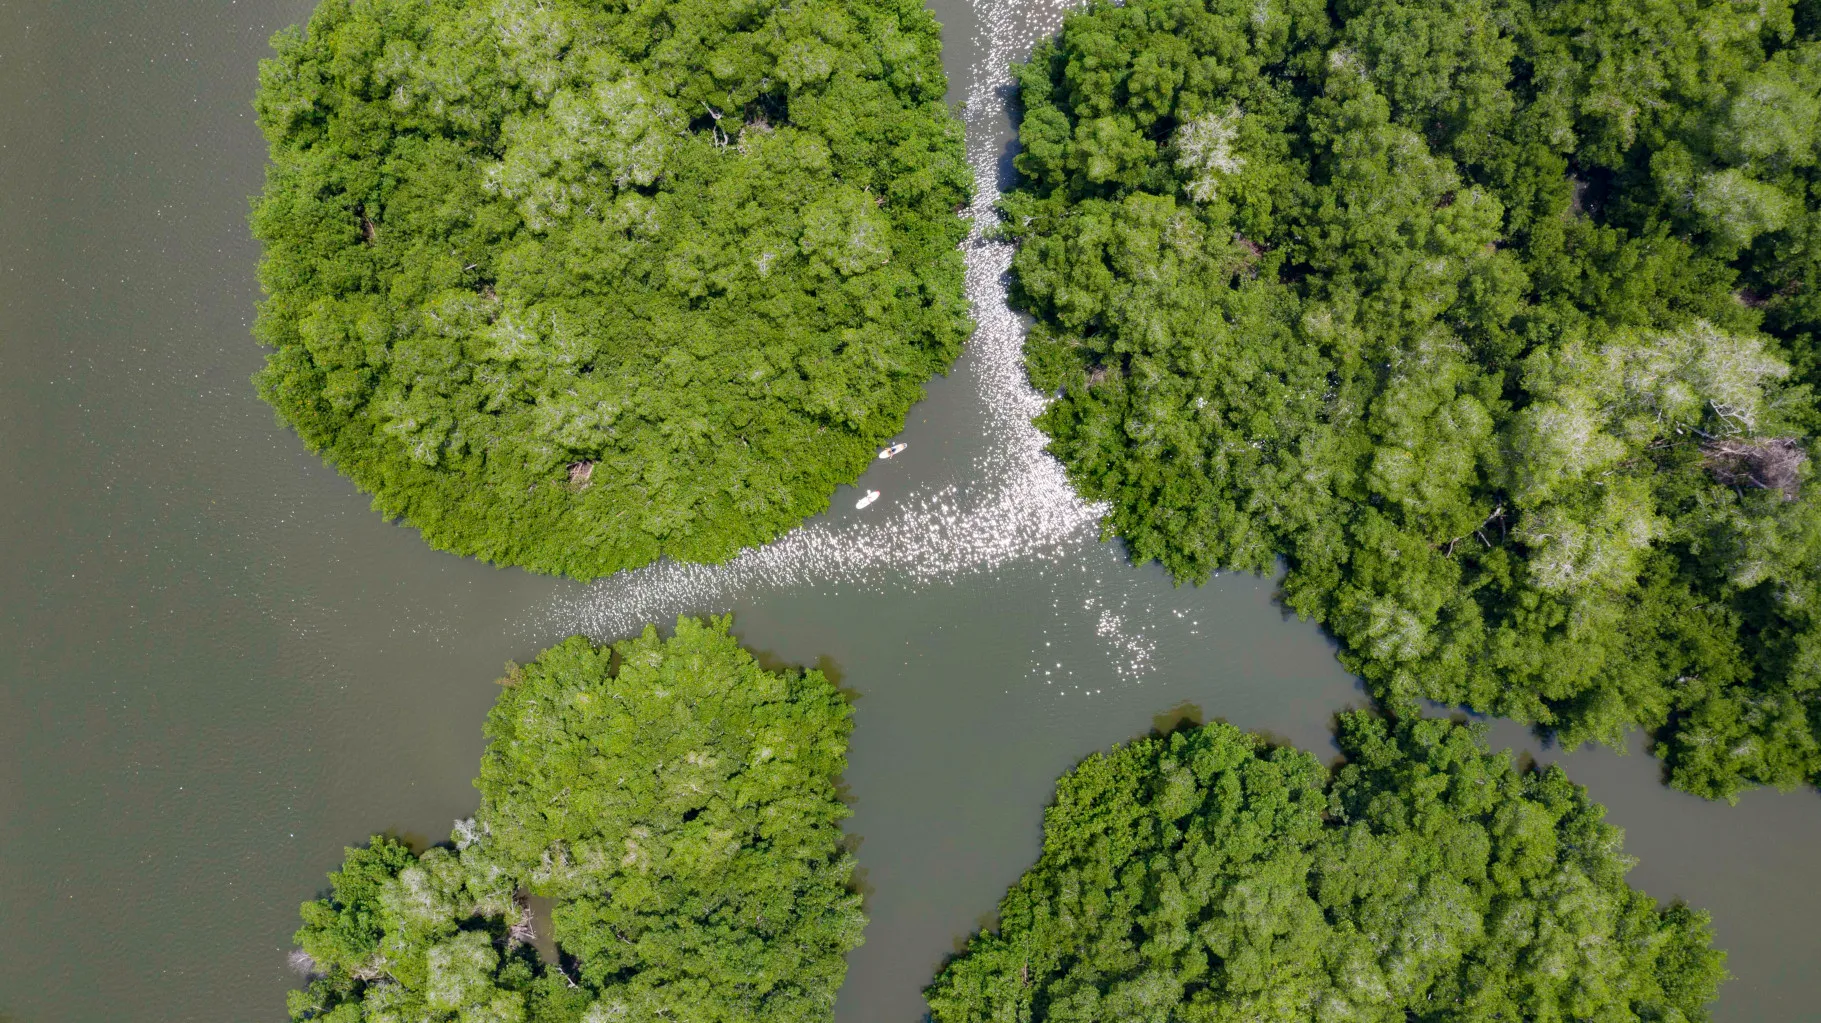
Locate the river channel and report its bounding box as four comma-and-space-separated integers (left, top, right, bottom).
2, 1, 1819, 1020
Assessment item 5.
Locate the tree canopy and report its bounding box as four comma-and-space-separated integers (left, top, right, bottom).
285, 617, 862, 1023
925, 712, 1727, 1023
1007, 0, 1821, 799
252, 0, 970, 577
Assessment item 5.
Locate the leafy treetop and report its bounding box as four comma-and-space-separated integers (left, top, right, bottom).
1008, 0, 1821, 800
286, 617, 862, 1023
253, 0, 971, 578
926, 712, 1727, 1023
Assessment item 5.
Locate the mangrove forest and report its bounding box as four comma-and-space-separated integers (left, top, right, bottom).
251, 0, 971, 577
285, 618, 862, 1023
927, 713, 1728, 1022
1008, 0, 1821, 800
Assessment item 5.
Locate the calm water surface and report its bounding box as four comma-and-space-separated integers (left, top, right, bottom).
1, 1, 1817, 1020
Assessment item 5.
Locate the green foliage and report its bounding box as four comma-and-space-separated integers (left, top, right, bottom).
925, 712, 1727, 1023
286, 617, 862, 1023
1009, 0, 1821, 799
252, 0, 971, 578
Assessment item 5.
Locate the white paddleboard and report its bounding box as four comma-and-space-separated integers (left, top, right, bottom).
878, 442, 908, 459
855, 489, 881, 509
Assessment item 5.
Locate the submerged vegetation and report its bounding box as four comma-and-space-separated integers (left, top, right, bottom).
927, 713, 1727, 1022
286, 618, 862, 1022
1009, 0, 1821, 799
252, 0, 970, 578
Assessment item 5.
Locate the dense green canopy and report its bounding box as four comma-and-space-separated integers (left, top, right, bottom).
1008, 0, 1821, 799
252, 0, 970, 577
926, 713, 1726, 1023
285, 617, 862, 1023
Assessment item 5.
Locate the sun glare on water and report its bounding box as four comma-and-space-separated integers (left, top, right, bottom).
537, 0, 1184, 689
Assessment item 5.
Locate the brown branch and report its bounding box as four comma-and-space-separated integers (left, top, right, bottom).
1703, 437, 1806, 499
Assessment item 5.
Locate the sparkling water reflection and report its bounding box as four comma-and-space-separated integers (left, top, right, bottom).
541, 0, 1123, 670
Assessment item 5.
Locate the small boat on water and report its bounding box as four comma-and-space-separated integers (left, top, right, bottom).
855, 489, 881, 509
878, 442, 908, 459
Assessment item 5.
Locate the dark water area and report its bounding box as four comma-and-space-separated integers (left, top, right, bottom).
0, 2, 1816, 1022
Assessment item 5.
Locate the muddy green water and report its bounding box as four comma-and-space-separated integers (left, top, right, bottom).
0, 2, 1817, 1020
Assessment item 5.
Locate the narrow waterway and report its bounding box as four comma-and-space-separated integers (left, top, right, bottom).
0, 2, 1817, 1021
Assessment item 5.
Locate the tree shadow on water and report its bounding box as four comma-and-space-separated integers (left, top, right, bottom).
994, 114, 1022, 195
952, 909, 1001, 955
1151, 700, 1205, 737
